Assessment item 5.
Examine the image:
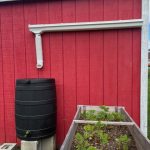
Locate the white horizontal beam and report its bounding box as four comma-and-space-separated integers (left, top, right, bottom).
28, 19, 143, 68
0, 0, 17, 2
29, 19, 143, 34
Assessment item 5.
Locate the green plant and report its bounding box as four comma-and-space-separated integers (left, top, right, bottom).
82, 110, 96, 120
98, 131, 109, 145
99, 105, 109, 112
75, 133, 89, 150
84, 124, 95, 132
116, 135, 131, 150
95, 121, 105, 129
83, 124, 95, 139
96, 111, 107, 120
111, 112, 125, 121
80, 110, 86, 119
87, 146, 97, 150
106, 113, 115, 121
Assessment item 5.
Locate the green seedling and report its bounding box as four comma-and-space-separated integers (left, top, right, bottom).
97, 130, 109, 150
85, 110, 97, 120
95, 121, 105, 129
116, 135, 131, 150
112, 112, 125, 121
87, 146, 97, 150
96, 111, 107, 120
98, 131, 109, 145
84, 124, 95, 132
83, 124, 95, 139
75, 132, 89, 150
99, 105, 109, 112
106, 113, 115, 121
81, 110, 86, 119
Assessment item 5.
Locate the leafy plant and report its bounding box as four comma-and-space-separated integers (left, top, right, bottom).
106, 113, 115, 121
98, 131, 109, 145
116, 135, 131, 150
84, 124, 95, 133
81, 110, 97, 120
95, 121, 105, 129
111, 112, 125, 121
87, 146, 97, 150
83, 124, 95, 139
96, 111, 107, 120
99, 105, 109, 112
75, 133, 89, 150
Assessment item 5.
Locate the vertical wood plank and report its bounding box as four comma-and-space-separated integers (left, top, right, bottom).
1, 5, 16, 142
104, 30, 118, 106
0, 6, 5, 143
76, 32, 90, 105
50, 33, 64, 146
89, 0, 104, 105
76, 0, 90, 105
36, 1, 50, 77
118, 0, 133, 116
103, 0, 118, 106
118, 29, 132, 115
13, 3, 26, 79
62, 1, 76, 135
89, 0, 103, 21
132, 29, 141, 125
12, 2, 26, 143
76, 0, 89, 22
118, 0, 133, 19
132, 0, 141, 125
133, 0, 141, 19
89, 31, 104, 105
104, 0, 118, 21
49, 1, 62, 24
63, 32, 76, 134
24, 2, 38, 78
49, 1, 64, 146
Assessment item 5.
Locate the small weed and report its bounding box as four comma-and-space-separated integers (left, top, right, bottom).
81, 110, 97, 120
98, 131, 109, 145
75, 133, 89, 150
111, 112, 125, 121
96, 111, 107, 120
116, 134, 131, 150
87, 146, 97, 150
99, 106, 109, 112
95, 121, 105, 129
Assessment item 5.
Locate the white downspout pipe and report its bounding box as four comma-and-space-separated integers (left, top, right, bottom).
35, 33, 43, 69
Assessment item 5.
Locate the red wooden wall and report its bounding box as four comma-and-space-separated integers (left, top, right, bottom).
0, 0, 141, 146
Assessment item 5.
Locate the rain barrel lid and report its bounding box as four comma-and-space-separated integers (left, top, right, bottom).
16, 78, 55, 84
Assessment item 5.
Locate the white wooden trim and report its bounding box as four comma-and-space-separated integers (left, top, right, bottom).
0, 0, 17, 2
29, 19, 143, 34
140, 0, 149, 136
28, 19, 143, 68
74, 120, 135, 126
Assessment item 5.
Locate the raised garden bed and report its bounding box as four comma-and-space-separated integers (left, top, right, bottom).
61, 121, 150, 150
61, 105, 150, 150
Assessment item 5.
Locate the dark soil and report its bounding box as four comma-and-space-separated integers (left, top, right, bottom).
71, 124, 137, 150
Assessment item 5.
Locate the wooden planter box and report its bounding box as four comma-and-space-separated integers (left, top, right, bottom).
60, 105, 150, 150
61, 121, 150, 150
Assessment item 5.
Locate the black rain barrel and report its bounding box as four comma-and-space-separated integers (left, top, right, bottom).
15, 78, 56, 141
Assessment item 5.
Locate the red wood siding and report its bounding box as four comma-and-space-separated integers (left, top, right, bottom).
0, 0, 141, 146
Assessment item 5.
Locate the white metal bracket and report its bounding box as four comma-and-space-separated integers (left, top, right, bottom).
28, 19, 143, 68
35, 33, 43, 69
